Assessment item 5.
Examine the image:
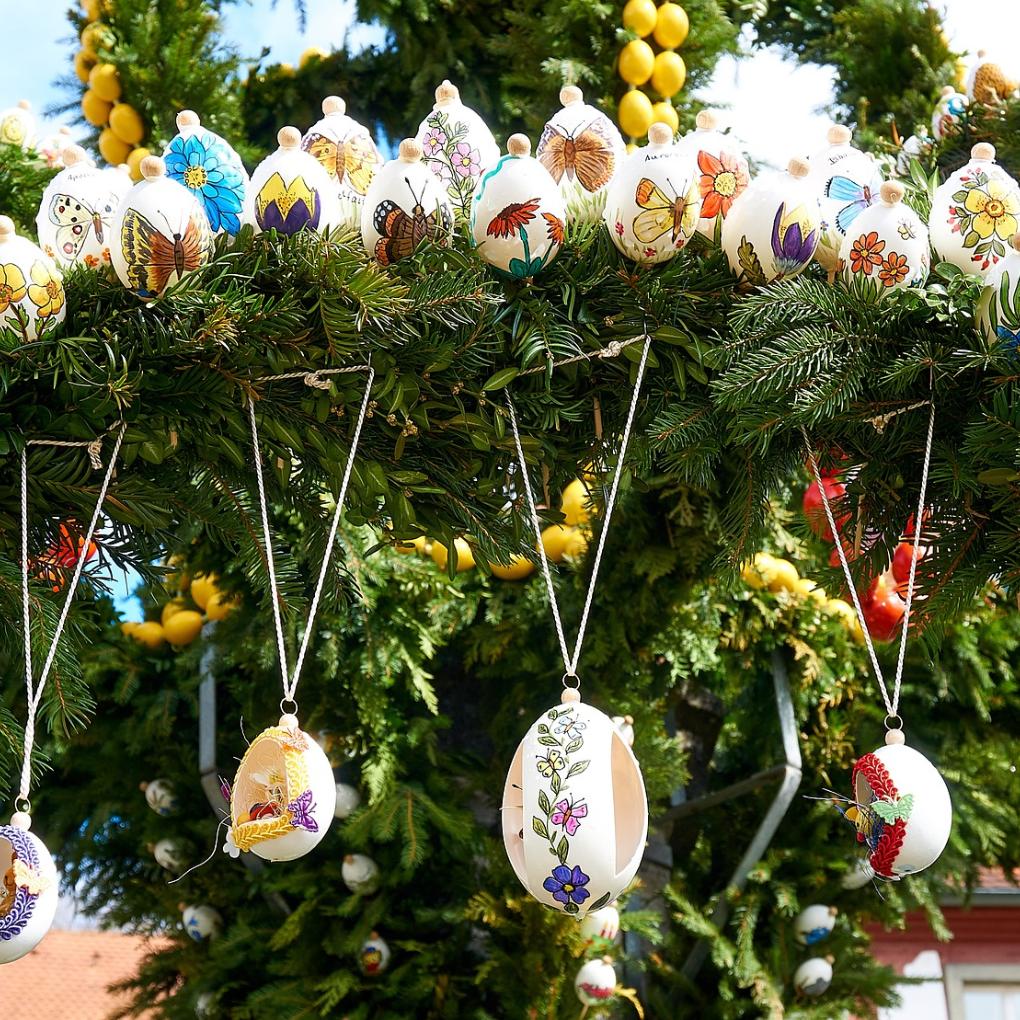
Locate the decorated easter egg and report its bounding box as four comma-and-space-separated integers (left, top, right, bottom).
794, 956, 833, 997
152, 838, 185, 873
36, 145, 120, 269
228, 715, 336, 862
931, 86, 967, 140
0, 100, 36, 149
359, 931, 391, 976
848, 733, 952, 879
111, 156, 214, 299
674, 110, 751, 242
978, 232, 1020, 351
182, 904, 222, 942
602, 121, 701, 264
34, 125, 73, 168
502, 692, 648, 918
611, 715, 635, 748
839, 180, 929, 294
0, 815, 59, 965
574, 956, 617, 1006
143, 778, 179, 816
163, 110, 248, 236
470, 134, 566, 279
361, 138, 454, 265
929, 143, 1020, 276
302, 96, 383, 229
245, 127, 340, 236
895, 133, 930, 177
967, 54, 1018, 104
0, 216, 65, 341
721, 158, 821, 285
794, 904, 837, 946
416, 80, 500, 215
840, 857, 875, 890
334, 781, 361, 819
580, 903, 621, 944
808, 124, 883, 272
342, 853, 380, 894
537, 86, 624, 224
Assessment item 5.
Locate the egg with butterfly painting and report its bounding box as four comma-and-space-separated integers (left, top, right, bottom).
302, 96, 383, 230
361, 138, 454, 265
0, 216, 66, 342
537, 86, 624, 225
602, 121, 701, 264
110, 156, 214, 300
245, 126, 340, 237
0, 817, 59, 965
470, 134, 566, 279
36, 145, 120, 269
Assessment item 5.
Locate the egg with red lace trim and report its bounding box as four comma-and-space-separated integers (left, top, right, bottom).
575, 956, 617, 1006
0, 817, 59, 965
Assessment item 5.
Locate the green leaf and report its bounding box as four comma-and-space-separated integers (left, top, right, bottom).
556, 835, 569, 864
566, 760, 589, 779
564, 737, 582, 755
550, 772, 561, 796
532, 817, 549, 839
538, 790, 551, 815
481, 367, 520, 391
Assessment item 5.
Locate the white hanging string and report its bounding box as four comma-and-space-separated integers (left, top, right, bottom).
247, 367, 374, 710
18, 422, 127, 808
506, 335, 652, 685
801, 396, 936, 724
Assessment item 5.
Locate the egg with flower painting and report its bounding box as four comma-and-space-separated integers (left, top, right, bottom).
359, 931, 391, 975
0, 100, 36, 149
574, 956, 617, 1006
580, 903, 620, 943
470, 134, 567, 279
931, 86, 967, 141
978, 233, 1020, 352
721, 158, 821, 285
0, 819, 59, 964
0, 216, 66, 341
182, 904, 222, 942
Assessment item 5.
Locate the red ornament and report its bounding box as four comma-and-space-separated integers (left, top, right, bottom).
803, 477, 847, 542
861, 573, 905, 641
891, 542, 925, 586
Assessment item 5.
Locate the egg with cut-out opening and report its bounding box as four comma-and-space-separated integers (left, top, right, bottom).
0, 820, 59, 965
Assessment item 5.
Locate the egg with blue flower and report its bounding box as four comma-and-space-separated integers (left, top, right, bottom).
794, 904, 837, 946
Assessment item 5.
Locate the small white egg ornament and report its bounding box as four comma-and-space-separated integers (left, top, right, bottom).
0, 100, 36, 148
574, 956, 617, 1006
839, 180, 929, 295
580, 903, 621, 944
34, 126, 73, 168
152, 838, 186, 873
721, 158, 822, 286
794, 904, 837, 946
342, 853, 380, 895
840, 857, 875, 890
611, 715, 635, 748
333, 781, 361, 820
932, 86, 967, 141
602, 121, 701, 265
302, 96, 382, 230
847, 729, 952, 880
470, 134, 566, 279
361, 138, 454, 265
246, 127, 340, 236
929, 143, 1020, 276
978, 232, 1020, 350
0, 813, 59, 965
501, 690, 648, 918
0, 216, 65, 341
181, 903, 222, 942
111, 156, 214, 299
142, 778, 179, 816
416, 80, 500, 214
537, 86, 624, 225
794, 956, 833, 997
359, 930, 391, 976
895, 133, 930, 177
228, 715, 336, 862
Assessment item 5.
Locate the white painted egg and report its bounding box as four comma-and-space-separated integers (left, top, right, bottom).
333, 782, 361, 820
574, 956, 617, 1006
153, 838, 185, 873
931, 86, 967, 140
794, 904, 837, 946
794, 956, 833, 997
580, 903, 621, 943
0, 216, 65, 341
342, 853, 380, 894
978, 232, 1020, 350
0, 818, 59, 965
0, 100, 36, 149
182, 904, 222, 941
360, 930, 391, 975
143, 778, 179, 816
34, 125, 73, 168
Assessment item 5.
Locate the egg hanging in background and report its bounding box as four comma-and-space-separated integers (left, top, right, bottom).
359, 930, 391, 975
574, 956, 618, 1006
0, 216, 66, 341
794, 956, 833, 997
0, 100, 36, 149
794, 904, 837, 946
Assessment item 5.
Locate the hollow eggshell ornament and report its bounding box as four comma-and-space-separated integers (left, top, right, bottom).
537, 86, 624, 224
611, 715, 635, 748
931, 86, 967, 140
228, 716, 336, 862
360, 930, 391, 975
416, 80, 500, 215
721, 158, 821, 285
153, 838, 185, 873
502, 692, 648, 918
0, 100, 36, 148
163, 110, 249, 237
674, 110, 750, 242
602, 121, 701, 264
182, 904, 222, 942
839, 180, 929, 294
978, 232, 1020, 350
574, 956, 617, 1006
929, 143, 1020, 276
794, 904, 837, 946
0, 815, 59, 965
342, 853, 380, 894
580, 903, 620, 944
896, 133, 930, 177
334, 781, 361, 819
848, 732, 952, 880
143, 778, 179, 816
111, 156, 214, 299
470, 134, 566, 279
302, 96, 382, 230
794, 956, 833, 997
245, 127, 340, 236
361, 138, 454, 265
0, 216, 66, 341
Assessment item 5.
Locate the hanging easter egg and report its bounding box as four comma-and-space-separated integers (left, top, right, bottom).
152, 838, 185, 873
794, 904, 837, 946
502, 691, 648, 918
416, 80, 500, 215
245, 127, 340, 237
102, 162, 135, 203
721, 158, 821, 286
978, 233, 1020, 351
580, 903, 621, 944
968, 56, 1018, 104
574, 956, 617, 1006
470, 134, 566, 279
537, 86, 624, 224
0, 100, 36, 149
302, 96, 383, 229
808, 124, 883, 273
839, 180, 930, 294
840, 857, 875, 890
0, 217, 65, 341
602, 121, 701, 264
929, 143, 1020, 276
361, 139, 454, 265
847, 731, 952, 879
895, 133, 930, 177
794, 956, 833, 997
359, 931, 391, 976
611, 716, 635, 748
111, 156, 214, 299
334, 782, 361, 820
227, 715, 336, 862
342, 853, 380, 894
182, 903, 222, 942
195, 992, 215, 1017
674, 110, 751, 242
931, 86, 967, 140
36, 145, 120, 269
34, 126, 73, 168
163, 111, 248, 237
0, 814, 59, 965
142, 778, 179, 816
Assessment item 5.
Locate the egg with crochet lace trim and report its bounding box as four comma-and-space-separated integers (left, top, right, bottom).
575, 956, 617, 1006
0, 819, 59, 965
227, 717, 336, 862
0, 217, 65, 342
